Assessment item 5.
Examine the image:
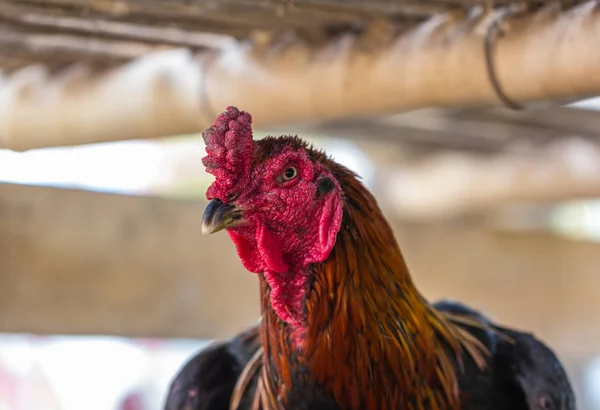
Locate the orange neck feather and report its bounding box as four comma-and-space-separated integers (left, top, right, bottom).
258, 164, 475, 409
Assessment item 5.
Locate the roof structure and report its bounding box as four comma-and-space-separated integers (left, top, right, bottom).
0, 0, 593, 70
0, 0, 599, 151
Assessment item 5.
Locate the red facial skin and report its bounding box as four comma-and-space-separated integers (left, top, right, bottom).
202, 107, 343, 340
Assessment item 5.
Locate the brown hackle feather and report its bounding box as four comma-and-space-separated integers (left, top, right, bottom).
261, 368, 276, 410
251, 384, 262, 410
442, 312, 514, 345
232, 137, 495, 409
230, 347, 263, 410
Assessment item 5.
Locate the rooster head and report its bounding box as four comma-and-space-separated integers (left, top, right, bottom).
201, 106, 344, 277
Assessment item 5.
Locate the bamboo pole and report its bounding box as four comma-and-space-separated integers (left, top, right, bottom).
1, 3, 600, 151
1, 183, 600, 359
0, 183, 260, 339
384, 137, 600, 220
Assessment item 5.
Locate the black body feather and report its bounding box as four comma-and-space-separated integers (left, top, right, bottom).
163, 326, 261, 410
163, 301, 575, 410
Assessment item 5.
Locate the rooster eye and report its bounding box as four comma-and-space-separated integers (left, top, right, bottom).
282, 166, 298, 181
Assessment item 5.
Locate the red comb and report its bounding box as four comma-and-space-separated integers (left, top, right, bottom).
202, 106, 254, 201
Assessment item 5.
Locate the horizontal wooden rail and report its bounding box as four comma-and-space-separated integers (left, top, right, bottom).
1, 3, 600, 150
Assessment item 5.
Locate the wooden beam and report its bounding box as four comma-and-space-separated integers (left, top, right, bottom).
0, 183, 260, 339
379, 136, 600, 220
1, 183, 600, 360
300, 120, 511, 154
435, 106, 600, 138
379, 107, 589, 146
395, 223, 600, 360
2, 3, 600, 150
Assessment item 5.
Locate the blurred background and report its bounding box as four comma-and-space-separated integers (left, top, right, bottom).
1, 0, 600, 409
3, 104, 600, 409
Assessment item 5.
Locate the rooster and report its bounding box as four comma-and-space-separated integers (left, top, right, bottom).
164, 107, 575, 410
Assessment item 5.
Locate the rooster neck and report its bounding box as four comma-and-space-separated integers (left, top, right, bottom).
304, 196, 454, 409
255, 162, 480, 410
257, 170, 469, 409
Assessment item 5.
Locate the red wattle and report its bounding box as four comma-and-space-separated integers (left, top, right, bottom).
256, 223, 289, 274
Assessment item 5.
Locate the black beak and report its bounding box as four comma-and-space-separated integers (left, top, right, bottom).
201, 199, 242, 235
